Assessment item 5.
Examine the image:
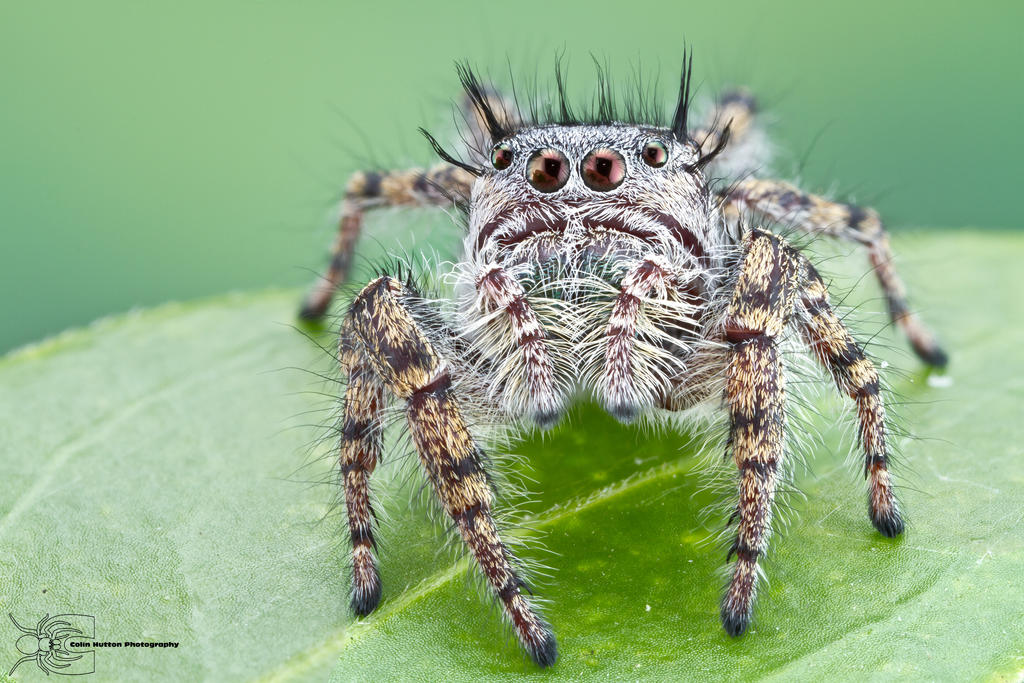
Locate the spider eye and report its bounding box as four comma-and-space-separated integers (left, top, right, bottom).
581, 148, 626, 192
491, 143, 513, 170
641, 140, 669, 168
526, 149, 570, 193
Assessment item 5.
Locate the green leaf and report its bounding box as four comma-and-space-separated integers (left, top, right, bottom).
2, 232, 1022, 681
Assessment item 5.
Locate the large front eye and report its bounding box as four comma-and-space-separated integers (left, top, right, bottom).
581, 148, 625, 192
491, 143, 513, 170
641, 140, 669, 168
526, 149, 570, 192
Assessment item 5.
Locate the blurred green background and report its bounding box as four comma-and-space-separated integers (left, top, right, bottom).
1, 0, 1021, 353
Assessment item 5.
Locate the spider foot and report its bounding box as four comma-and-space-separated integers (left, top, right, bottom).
720, 601, 751, 638
523, 623, 558, 668
298, 297, 329, 323
721, 545, 758, 638
350, 558, 382, 617
870, 506, 905, 538
913, 342, 949, 369
351, 582, 381, 617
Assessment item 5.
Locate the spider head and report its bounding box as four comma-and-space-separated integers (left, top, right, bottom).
488, 124, 702, 194
468, 124, 716, 265
420, 57, 729, 268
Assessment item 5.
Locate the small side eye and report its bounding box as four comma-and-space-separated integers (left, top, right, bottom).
526, 149, 570, 193
491, 143, 513, 170
641, 140, 669, 168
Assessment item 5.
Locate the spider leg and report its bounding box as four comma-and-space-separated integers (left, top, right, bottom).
475, 264, 563, 425
41, 618, 71, 634
50, 627, 83, 640
602, 257, 673, 421
338, 319, 387, 615
798, 263, 902, 535
600, 256, 702, 421
720, 230, 804, 636
43, 652, 71, 669
7, 653, 35, 676
719, 178, 947, 366
299, 164, 475, 321
51, 648, 82, 663
692, 89, 758, 156
460, 87, 521, 167
344, 275, 557, 667
8, 613, 34, 635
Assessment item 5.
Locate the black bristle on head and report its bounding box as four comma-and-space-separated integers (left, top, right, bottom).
433, 50, 717, 172
456, 61, 510, 141
670, 47, 694, 141
591, 54, 615, 123
689, 121, 731, 171
449, 50, 709, 137
622, 60, 655, 125
553, 56, 575, 124
418, 128, 483, 177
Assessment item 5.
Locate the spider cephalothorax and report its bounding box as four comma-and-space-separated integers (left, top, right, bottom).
457, 121, 725, 425
299, 53, 947, 667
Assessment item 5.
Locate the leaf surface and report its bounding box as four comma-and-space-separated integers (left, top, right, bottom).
1, 232, 1022, 681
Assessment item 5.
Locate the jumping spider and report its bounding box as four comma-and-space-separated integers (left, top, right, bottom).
299, 54, 947, 667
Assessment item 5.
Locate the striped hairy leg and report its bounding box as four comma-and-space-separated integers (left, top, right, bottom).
720, 230, 804, 636
300, 164, 475, 320
720, 178, 947, 367
798, 263, 902, 536
338, 319, 386, 614
342, 275, 557, 667
720, 229, 903, 634
474, 264, 563, 426
601, 255, 681, 421
301, 86, 518, 321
